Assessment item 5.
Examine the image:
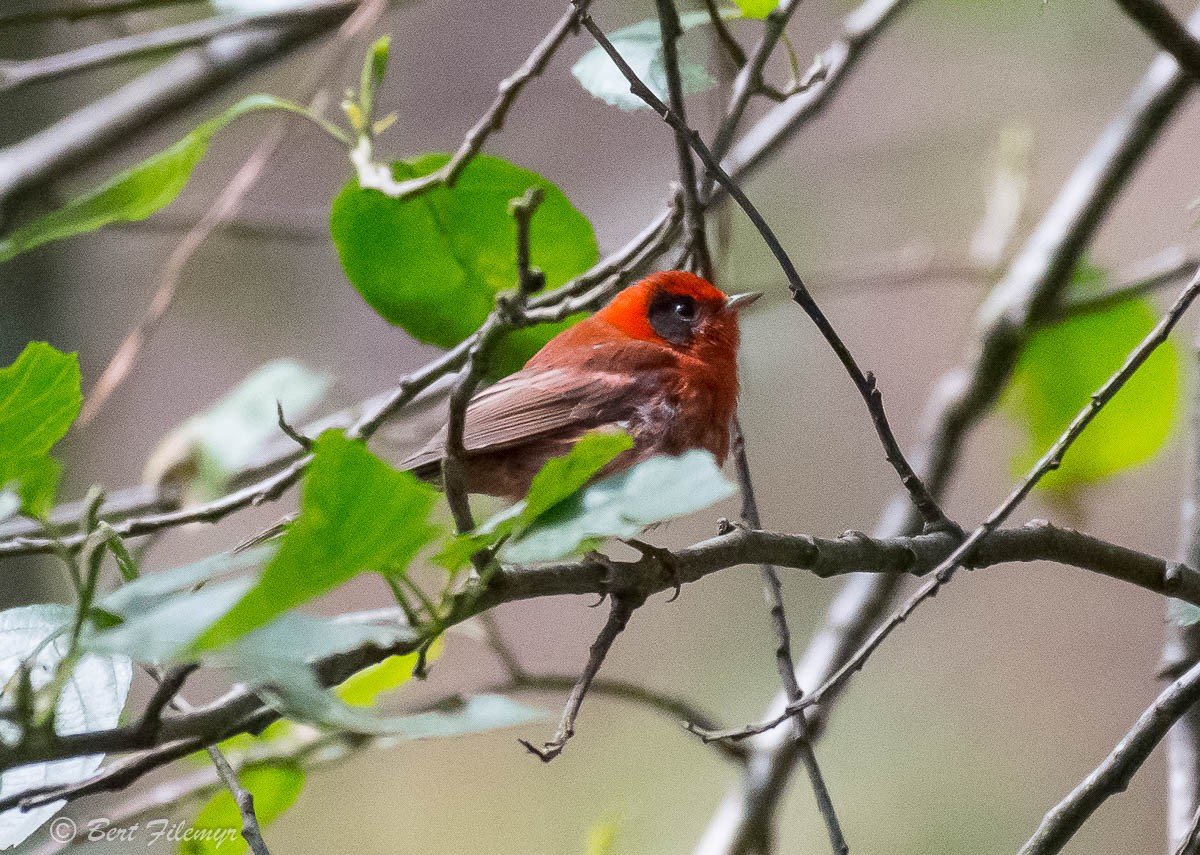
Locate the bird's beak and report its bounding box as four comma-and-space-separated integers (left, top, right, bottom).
724, 292, 763, 312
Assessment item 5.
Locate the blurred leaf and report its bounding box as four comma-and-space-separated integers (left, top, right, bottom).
98, 546, 275, 618
0, 342, 81, 517
502, 450, 736, 563
733, 0, 778, 17
181, 763, 305, 855
586, 816, 622, 855
211, 0, 314, 11
1006, 262, 1181, 490
330, 153, 597, 376
440, 430, 633, 569
335, 635, 444, 708
195, 431, 441, 650
1169, 599, 1200, 627
0, 605, 132, 849
143, 359, 329, 500
571, 11, 731, 111
0, 95, 319, 263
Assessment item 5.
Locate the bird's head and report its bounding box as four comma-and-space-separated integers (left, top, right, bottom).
595, 271, 761, 362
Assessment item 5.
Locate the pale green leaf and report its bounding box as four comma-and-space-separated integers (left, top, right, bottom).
0, 605, 132, 849
1006, 261, 1181, 490
144, 359, 329, 499
733, 0, 778, 18
571, 11, 731, 111
181, 763, 305, 855
502, 450, 736, 563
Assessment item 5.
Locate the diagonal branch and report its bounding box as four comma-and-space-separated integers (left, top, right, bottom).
206, 745, 271, 855
1018, 659, 1200, 855
1114, 0, 1200, 80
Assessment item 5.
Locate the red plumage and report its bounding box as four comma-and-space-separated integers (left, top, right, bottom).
402, 270, 759, 500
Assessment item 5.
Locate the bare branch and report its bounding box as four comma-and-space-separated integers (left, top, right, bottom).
1114, 0, 1200, 79
1018, 660, 1200, 855
205, 746, 271, 855
0, 0, 203, 25
0, 2, 356, 94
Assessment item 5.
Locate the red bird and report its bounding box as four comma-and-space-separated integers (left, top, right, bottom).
402, 270, 760, 500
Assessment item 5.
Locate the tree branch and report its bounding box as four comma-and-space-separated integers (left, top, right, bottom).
1114, 0, 1200, 80
205, 745, 271, 855
1018, 659, 1200, 855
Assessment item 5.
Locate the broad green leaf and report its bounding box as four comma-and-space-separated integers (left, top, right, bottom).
143, 359, 329, 500
571, 11, 731, 111
195, 431, 441, 650
181, 763, 305, 855
99, 545, 275, 618
0, 343, 81, 516
0, 605, 132, 849
502, 450, 736, 563
1006, 262, 1181, 490
734, 0, 778, 17
0, 95, 318, 263
440, 430, 633, 569
330, 153, 597, 376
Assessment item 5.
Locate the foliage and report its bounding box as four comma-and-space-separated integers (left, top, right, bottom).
330, 153, 598, 376
195, 430, 440, 650
0, 96, 332, 264
0, 343, 81, 518
1006, 262, 1180, 490
182, 763, 305, 855
572, 10, 733, 111
0, 605, 132, 849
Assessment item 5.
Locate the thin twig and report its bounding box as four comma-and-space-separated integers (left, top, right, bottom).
0, 0, 202, 24
205, 745, 271, 855
655, 0, 713, 281
520, 593, 644, 762
701, 0, 747, 67
576, 1, 951, 534
441, 187, 546, 535
0, 2, 356, 94
351, 0, 593, 199
725, 419, 848, 854
1018, 659, 1200, 855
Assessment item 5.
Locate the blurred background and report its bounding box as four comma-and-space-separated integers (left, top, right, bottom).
3, 0, 1200, 852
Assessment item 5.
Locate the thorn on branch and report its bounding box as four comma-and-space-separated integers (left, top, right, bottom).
275, 401, 313, 450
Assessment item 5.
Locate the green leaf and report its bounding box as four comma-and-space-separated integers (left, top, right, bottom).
143, 359, 329, 499
733, 0, 778, 18
0, 95, 320, 263
335, 636, 444, 708
571, 11, 731, 111
0, 605, 132, 849
502, 450, 737, 563
181, 763, 305, 855
0, 342, 81, 516
1005, 262, 1181, 490
440, 430, 633, 569
195, 431, 441, 650
330, 153, 597, 376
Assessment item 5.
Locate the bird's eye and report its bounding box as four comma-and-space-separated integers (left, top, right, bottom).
672, 297, 697, 321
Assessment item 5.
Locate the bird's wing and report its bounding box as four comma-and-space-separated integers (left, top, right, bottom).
399, 366, 644, 471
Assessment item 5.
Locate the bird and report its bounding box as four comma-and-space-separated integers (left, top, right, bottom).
401, 270, 760, 501
234, 271, 758, 553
